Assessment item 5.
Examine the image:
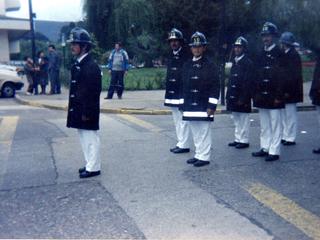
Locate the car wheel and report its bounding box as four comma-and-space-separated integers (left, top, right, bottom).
1, 83, 15, 98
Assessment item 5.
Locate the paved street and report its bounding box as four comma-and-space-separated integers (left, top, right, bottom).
0, 98, 320, 239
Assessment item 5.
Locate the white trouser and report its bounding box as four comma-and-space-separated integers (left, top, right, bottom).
232, 112, 250, 144
189, 121, 212, 161
259, 109, 282, 155
78, 129, 101, 172
171, 107, 191, 149
281, 103, 297, 142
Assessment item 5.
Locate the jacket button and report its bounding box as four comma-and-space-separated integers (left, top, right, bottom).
169, 91, 175, 94
69, 108, 74, 112
171, 67, 177, 71
191, 89, 199, 93
191, 102, 198, 106
263, 79, 269, 82
262, 91, 269, 95
170, 79, 176, 82
191, 76, 199, 80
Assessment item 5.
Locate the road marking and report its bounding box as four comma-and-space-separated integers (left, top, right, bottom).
117, 114, 162, 133
0, 105, 40, 110
0, 116, 19, 187
0, 116, 19, 142
246, 182, 320, 240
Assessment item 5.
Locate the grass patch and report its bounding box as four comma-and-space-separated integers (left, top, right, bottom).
102, 68, 166, 91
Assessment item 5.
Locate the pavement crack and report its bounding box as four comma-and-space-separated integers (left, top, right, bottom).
46, 137, 59, 183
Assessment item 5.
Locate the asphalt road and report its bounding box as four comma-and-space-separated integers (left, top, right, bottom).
0, 98, 319, 239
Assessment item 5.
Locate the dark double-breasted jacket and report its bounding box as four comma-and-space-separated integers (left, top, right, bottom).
226, 54, 254, 113
310, 59, 320, 106
67, 54, 102, 130
164, 47, 189, 107
180, 56, 220, 121
253, 45, 285, 109
281, 47, 303, 104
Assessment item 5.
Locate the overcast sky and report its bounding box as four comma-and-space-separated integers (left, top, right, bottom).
7, 0, 84, 22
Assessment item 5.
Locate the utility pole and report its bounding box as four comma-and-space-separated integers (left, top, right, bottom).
28, 0, 36, 63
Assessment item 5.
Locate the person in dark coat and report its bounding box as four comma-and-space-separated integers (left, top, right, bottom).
310, 54, 320, 154
180, 32, 220, 167
48, 44, 61, 94
226, 36, 254, 149
279, 32, 303, 146
164, 28, 191, 154
252, 22, 285, 162
66, 27, 102, 178
37, 51, 49, 95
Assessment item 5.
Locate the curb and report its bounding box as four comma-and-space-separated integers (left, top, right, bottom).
15, 94, 173, 115
15, 94, 316, 115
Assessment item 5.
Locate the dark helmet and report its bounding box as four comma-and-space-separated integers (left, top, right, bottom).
233, 36, 248, 48
67, 27, 92, 45
167, 28, 183, 41
261, 22, 278, 36
279, 32, 295, 46
189, 31, 208, 47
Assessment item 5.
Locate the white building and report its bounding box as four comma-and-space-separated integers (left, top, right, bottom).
0, 0, 30, 63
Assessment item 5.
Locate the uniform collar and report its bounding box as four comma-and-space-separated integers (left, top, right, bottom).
173, 47, 182, 55
235, 54, 245, 63
264, 43, 276, 52
77, 53, 89, 63
192, 55, 202, 62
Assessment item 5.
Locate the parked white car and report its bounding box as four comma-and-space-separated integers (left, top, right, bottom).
0, 68, 24, 98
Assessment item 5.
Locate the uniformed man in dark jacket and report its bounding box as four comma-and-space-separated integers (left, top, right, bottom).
226, 36, 254, 149
66, 27, 102, 178
180, 32, 220, 167
279, 32, 303, 146
252, 22, 285, 162
165, 28, 191, 154
310, 53, 320, 154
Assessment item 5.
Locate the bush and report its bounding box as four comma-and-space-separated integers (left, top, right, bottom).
102, 67, 166, 91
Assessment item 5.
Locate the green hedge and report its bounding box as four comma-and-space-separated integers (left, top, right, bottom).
102, 68, 166, 91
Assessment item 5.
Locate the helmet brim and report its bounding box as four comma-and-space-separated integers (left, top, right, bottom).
189, 42, 208, 47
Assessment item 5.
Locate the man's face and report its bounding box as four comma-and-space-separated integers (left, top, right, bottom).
191, 46, 205, 57
70, 43, 81, 56
262, 34, 274, 47
48, 47, 54, 52
234, 46, 244, 56
115, 44, 120, 51
169, 40, 181, 51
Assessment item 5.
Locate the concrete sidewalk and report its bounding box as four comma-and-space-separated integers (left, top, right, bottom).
15, 81, 315, 115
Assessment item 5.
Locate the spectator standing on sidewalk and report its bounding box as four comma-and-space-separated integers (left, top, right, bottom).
180, 32, 220, 167
279, 32, 303, 146
23, 56, 35, 95
48, 44, 61, 94
310, 51, 320, 154
105, 42, 129, 99
66, 27, 102, 178
37, 51, 49, 95
226, 36, 254, 149
165, 28, 191, 154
